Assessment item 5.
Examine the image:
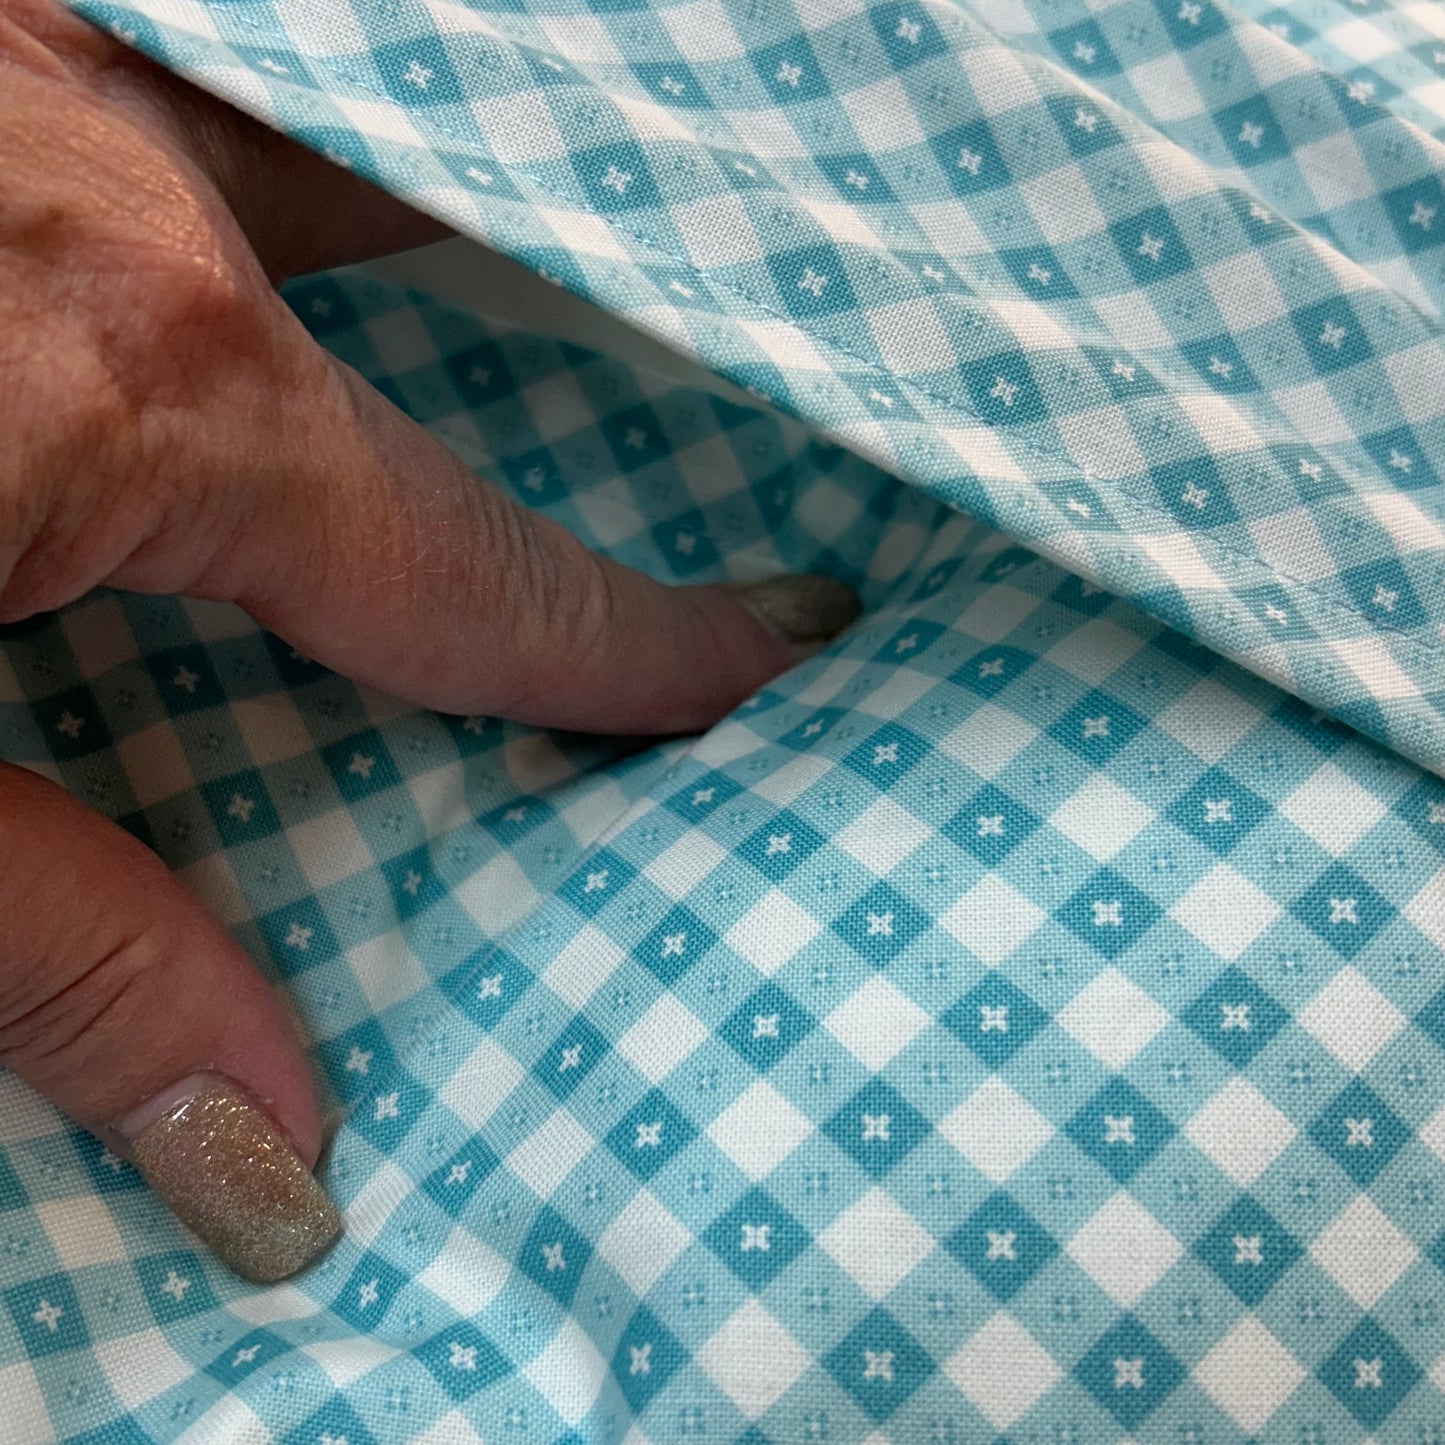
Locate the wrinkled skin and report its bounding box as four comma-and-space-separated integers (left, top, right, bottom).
0, 0, 794, 1171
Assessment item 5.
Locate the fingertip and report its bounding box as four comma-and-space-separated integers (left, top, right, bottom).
118, 1073, 341, 1283
727, 574, 863, 647
0, 763, 336, 1280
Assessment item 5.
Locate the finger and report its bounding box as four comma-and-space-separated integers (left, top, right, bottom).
0, 763, 339, 1282
113, 43, 864, 721
1, 18, 859, 734
191, 352, 860, 734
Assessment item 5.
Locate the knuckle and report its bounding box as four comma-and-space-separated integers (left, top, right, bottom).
0, 926, 162, 1076
0, 118, 263, 614
492, 519, 618, 718
0, 332, 139, 618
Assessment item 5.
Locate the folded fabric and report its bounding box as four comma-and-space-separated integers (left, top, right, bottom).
0, 0, 1443, 1440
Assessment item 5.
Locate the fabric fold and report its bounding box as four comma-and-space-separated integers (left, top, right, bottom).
71, 0, 1445, 773
5, 188, 1445, 1445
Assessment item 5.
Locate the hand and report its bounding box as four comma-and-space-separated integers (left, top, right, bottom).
0, 0, 857, 1280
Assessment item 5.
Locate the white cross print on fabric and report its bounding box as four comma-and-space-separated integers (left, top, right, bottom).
740, 1223, 771, 1252
863, 1350, 894, 1382
1114, 1358, 1146, 1390
1345, 1117, 1374, 1147
985, 1230, 1016, 1261
20, 0, 1445, 1439
1233, 1236, 1263, 1266
1093, 900, 1124, 927
1104, 1114, 1136, 1145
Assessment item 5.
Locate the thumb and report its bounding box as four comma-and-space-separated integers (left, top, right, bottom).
0, 762, 338, 1282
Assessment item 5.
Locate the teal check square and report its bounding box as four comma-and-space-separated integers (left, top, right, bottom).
612, 1306, 688, 1411
1308, 1080, 1411, 1185
323, 730, 403, 800
703, 1188, 810, 1288
17, 0, 1445, 1438
4, 1275, 87, 1358
823, 1307, 934, 1423
1194, 1195, 1303, 1306
1065, 1078, 1177, 1182
1074, 1315, 1185, 1429
1318, 1320, 1422, 1429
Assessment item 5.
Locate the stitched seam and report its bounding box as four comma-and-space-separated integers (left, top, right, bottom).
176, 0, 1445, 683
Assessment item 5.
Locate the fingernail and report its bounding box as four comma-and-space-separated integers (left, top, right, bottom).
118, 1074, 341, 1283
731, 575, 861, 646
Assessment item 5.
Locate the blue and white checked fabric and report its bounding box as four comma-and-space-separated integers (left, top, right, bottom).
3, 0, 1445, 1440
64, 0, 1445, 774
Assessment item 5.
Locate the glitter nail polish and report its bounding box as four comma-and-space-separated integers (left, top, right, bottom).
119, 1074, 341, 1283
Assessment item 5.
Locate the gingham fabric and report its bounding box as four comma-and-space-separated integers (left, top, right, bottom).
2, 0, 1445, 1440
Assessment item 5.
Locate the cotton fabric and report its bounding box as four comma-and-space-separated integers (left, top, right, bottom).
3, 0, 1445, 1440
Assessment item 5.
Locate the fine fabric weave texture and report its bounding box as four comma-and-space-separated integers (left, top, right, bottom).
2, 0, 1445, 1441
